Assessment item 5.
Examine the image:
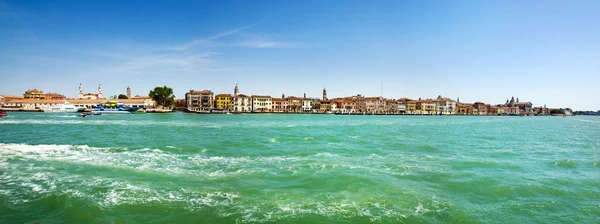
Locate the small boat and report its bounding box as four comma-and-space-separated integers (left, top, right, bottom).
44, 101, 86, 113
84, 112, 101, 116
78, 113, 87, 117
0, 110, 7, 117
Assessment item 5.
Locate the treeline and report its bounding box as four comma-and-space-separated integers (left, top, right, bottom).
573, 111, 600, 115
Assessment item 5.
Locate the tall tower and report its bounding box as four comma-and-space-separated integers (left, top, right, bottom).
98, 84, 104, 99
78, 83, 83, 99
126, 86, 131, 99
304, 93, 307, 98
234, 83, 239, 96
322, 88, 327, 100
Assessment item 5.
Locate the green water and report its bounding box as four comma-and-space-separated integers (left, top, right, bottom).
1, 112, 599, 223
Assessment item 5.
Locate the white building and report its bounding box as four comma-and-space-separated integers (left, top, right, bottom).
79, 83, 104, 99
302, 98, 313, 112
233, 94, 251, 112
251, 95, 272, 112
435, 96, 456, 115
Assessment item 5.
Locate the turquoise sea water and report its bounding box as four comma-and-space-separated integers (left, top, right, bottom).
1, 112, 599, 223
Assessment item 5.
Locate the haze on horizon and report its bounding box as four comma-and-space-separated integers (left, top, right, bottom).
0, 0, 598, 110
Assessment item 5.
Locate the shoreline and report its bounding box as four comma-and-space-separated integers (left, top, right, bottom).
0, 109, 574, 116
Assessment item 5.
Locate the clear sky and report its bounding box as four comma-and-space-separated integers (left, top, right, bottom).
1, 0, 599, 110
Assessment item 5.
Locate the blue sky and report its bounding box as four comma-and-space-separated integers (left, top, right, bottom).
1, 0, 599, 110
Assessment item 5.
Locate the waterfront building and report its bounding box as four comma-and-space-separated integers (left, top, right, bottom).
417, 100, 437, 115
215, 94, 233, 111
406, 100, 417, 114
301, 97, 313, 112
473, 101, 487, 115
385, 99, 398, 114
320, 100, 331, 113
457, 103, 473, 115
492, 105, 506, 115
272, 97, 286, 113
355, 95, 366, 112
397, 98, 411, 114
515, 101, 533, 115
45, 92, 66, 100
287, 96, 302, 113
185, 89, 214, 112
337, 99, 356, 113
435, 96, 456, 115
251, 95, 272, 112
364, 97, 385, 113
311, 98, 321, 113
233, 94, 251, 112
174, 99, 186, 110
280, 96, 289, 112
23, 89, 45, 99
533, 104, 549, 115
78, 84, 104, 99
330, 101, 337, 112
503, 97, 519, 115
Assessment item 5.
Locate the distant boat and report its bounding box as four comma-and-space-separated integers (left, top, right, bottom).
44, 101, 86, 113
0, 110, 6, 117
92, 100, 140, 114
84, 112, 101, 116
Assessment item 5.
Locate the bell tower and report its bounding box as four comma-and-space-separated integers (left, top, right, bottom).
234, 83, 239, 96
98, 84, 104, 99
78, 83, 83, 99
322, 88, 327, 100
127, 86, 131, 99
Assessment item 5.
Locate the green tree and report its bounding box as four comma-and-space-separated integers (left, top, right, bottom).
118, 94, 129, 99
149, 86, 175, 107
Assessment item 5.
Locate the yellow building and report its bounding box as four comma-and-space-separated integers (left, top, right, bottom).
420, 100, 437, 115
215, 94, 233, 110
23, 89, 45, 99
406, 100, 417, 114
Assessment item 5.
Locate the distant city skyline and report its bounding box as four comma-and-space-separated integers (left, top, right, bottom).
1, 0, 599, 110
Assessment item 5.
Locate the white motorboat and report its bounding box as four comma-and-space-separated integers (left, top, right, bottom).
44, 101, 86, 113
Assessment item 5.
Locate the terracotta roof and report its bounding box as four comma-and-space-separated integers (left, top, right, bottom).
364, 96, 383, 100
232, 94, 249, 98
515, 102, 531, 105
187, 90, 213, 94
215, 94, 232, 98
272, 98, 284, 101
251, 95, 272, 98
0, 95, 23, 98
